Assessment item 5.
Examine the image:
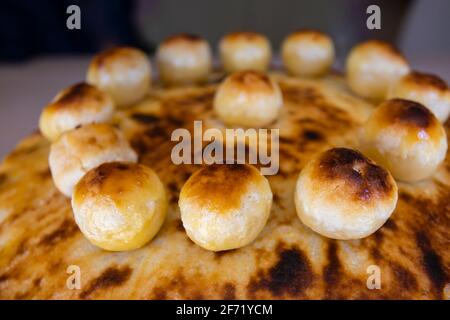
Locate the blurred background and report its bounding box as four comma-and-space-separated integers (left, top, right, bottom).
0, 0, 449, 158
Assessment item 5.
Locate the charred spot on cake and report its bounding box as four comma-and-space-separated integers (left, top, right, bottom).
382, 218, 397, 231
302, 129, 323, 141
131, 113, 160, 124
281, 86, 324, 105
323, 241, 341, 293
406, 72, 447, 91
318, 148, 393, 201
388, 99, 433, 128
80, 265, 132, 299
39, 218, 79, 246
151, 286, 168, 300
391, 262, 418, 292
415, 232, 448, 298
0, 273, 10, 283
248, 245, 314, 297
0, 173, 7, 187
222, 283, 236, 300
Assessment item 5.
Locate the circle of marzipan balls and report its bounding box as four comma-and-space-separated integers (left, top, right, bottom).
295, 148, 398, 240
42, 31, 449, 250
213, 70, 283, 127
72, 162, 167, 251
281, 29, 335, 77
156, 33, 212, 86
219, 31, 272, 73
179, 164, 273, 251
388, 71, 450, 123
39, 82, 114, 141
346, 40, 410, 100
360, 98, 447, 182
87, 46, 152, 108
49, 123, 137, 197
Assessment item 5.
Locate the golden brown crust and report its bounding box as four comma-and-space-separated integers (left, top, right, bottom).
39, 83, 114, 141
47, 83, 110, 114
1, 72, 449, 299
402, 72, 448, 91
181, 164, 255, 213
87, 47, 151, 107
225, 71, 275, 94
315, 148, 394, 202
372, 99, 442, 143
213, 70, 282, 127
286, 29, 331, 42
221, 31, 267, 42
346, 40, 410, 100
72, 161, 167, 251
89, 47, 146, 71
76, 162, 150, 200
161, 33, 204, 46
356, 40, 407, 63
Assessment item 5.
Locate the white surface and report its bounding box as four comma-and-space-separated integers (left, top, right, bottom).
0, 54, 449, 159
0, 56, 91, 159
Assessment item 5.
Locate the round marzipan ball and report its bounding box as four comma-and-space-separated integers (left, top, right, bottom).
156, 34, 212, 86
361, 99, 447, 182
281, 30, 335, 77
72, 162, 167, 251
213, 70, 283, 127
346, 40, 410, 100
49, 123, 137, 197
219, 31, 272, 73
39, 83, 114, 141
179, 164, 272, 252
388, 71, 450, 123
87, 47, 151, 108
295, 148, 398, 240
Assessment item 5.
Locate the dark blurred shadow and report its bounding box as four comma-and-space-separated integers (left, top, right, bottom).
0, 0, 149, 61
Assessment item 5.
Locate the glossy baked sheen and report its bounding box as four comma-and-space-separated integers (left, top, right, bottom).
295, 148, 398, 240
0, 72, 449, 299
87, 47, 152, 108
361, 99, 447, 182
39, 83, 114, 141
72, 162, 167, 251
346, 40, 410, 100
157, 34, 212, 86
281, 30, 335, 77
214, 70, 283, 127
49, 123, 137, 197
219, 32, 272, 73
388, 71, 450, 123
179, 164, 272, 251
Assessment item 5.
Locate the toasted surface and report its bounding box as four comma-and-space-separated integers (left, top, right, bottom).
0, 72, 449, 299
388, 72, 450, 122
87, 47, 151, 107
72, 162, 167, 251
295, 148, 398, 240
213, 71, 282, 127
179, 164, 272, 251
49, 123, 137, 197
219, 32, 272, 73
39, 83, 114, 141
